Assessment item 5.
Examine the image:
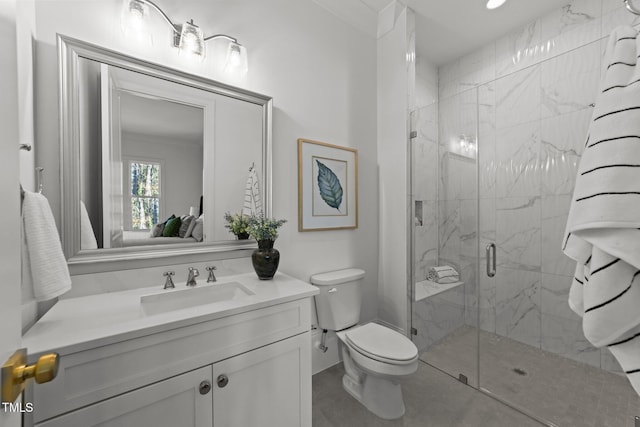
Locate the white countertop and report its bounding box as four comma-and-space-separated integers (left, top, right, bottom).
23, 272, 318, 357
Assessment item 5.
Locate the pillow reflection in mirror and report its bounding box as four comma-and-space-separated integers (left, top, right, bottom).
178, 215, 195, 238
191, 216, 204, 241
150, 222, 165, 237
163, 217, 182, 237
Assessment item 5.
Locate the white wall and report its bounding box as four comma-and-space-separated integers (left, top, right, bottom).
28, 0, 378, 341
377, 4, 409, 332
16, 0, 40, 332
0, 1, 24, 425
16, 0, 36, 192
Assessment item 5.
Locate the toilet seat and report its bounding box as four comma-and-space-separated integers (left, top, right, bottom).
345, 323, 418, 365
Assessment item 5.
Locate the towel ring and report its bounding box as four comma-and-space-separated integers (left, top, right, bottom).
624, 0, 640, 16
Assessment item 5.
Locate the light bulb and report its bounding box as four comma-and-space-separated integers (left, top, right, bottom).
228, 45, 241, 66
179, 20, 205, 57
224, 42, 248, 78
486, 0, 507, 10
121, 0, 152, 44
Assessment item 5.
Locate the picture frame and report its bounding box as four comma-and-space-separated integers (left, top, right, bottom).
297, 138, 358, 231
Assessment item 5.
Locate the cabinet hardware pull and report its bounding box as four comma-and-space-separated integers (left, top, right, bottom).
199, 380, 212, 395
217, 374, 229, 388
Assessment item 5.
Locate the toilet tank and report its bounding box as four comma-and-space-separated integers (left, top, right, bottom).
310, 268, 365, 331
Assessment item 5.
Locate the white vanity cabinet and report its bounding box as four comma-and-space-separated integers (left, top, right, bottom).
35, 366, 214, 427
28, 294, 314, 427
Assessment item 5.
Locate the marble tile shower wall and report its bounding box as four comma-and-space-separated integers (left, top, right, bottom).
411, 102, 446, 352
412, 89, 480, 352
417, 0, 639, 371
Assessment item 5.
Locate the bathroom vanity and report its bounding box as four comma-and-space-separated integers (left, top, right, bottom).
22, 272, 318, 427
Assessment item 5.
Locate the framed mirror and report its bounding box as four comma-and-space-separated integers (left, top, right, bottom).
58, 35, 272, 271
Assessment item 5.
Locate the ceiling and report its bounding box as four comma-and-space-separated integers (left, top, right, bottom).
314, 0, 569, 66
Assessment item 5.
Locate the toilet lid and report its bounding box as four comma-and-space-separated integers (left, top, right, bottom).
345, 323, 418, 363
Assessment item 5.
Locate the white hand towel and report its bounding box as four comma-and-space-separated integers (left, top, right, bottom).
242, 165, 263, 218
563, 26, 640, 396
22, 191, 72, 301
427, 266, 460, 284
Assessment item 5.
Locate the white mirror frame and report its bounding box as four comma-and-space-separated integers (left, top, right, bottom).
58, 35, 272, 273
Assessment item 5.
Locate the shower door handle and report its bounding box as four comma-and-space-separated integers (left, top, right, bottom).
486, 243, 496, 277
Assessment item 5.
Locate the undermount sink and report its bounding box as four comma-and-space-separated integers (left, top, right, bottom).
141, 282, 255, 315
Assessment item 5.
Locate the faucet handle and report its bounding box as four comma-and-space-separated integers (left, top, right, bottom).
163, 271, 175, 289
206, 266, 217, 283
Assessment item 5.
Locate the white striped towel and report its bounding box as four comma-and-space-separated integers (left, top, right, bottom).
427, 266, 460, 284
562, 26, 640, 396
242, 165, 263, 218
22, 191, 72, 301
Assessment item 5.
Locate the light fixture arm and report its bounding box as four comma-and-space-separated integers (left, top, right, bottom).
137, 0, 181, 34
204, 34, 239, 44
135, 0, 240, 45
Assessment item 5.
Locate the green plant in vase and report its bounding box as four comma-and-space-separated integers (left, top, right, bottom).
223, 212, 251, 240
247, 216, 287, 280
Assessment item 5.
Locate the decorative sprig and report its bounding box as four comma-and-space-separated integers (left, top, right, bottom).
223, 212, 251, 235
247, 216, 287, 241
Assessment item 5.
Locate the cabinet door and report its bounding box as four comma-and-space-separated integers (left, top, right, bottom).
36, 366, 213, 427
212, 332, 311, 427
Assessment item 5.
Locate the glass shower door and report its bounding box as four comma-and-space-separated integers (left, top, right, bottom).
476, 55, 640, 424
411, 87, 480, 388
410, 46, 640, 427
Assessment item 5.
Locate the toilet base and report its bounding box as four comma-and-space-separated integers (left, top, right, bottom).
341, 373, 406, 420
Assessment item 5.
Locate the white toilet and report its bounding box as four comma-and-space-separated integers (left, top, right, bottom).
311, 268, 418, 420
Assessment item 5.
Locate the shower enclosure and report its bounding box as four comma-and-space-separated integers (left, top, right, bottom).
410, 47, 640, 426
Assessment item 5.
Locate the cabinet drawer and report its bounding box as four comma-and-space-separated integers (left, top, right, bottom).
33, 299, 311, 423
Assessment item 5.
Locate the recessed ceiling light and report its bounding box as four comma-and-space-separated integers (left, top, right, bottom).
486, 0, 507, 9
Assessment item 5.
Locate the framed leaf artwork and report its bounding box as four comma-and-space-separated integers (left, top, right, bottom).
297, 138, 358, 231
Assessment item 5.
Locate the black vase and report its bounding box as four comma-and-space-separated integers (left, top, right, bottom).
251, 240, 280, 280
236, 232, 250, 240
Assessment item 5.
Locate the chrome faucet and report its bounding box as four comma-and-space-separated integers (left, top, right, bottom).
163, 271, 175, 289
206, 266, 217, 283
186, 267, 199, 287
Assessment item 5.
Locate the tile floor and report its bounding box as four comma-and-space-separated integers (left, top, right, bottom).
422, 326, 640, 427
312, 362, 545, 427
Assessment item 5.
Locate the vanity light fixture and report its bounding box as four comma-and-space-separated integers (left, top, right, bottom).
486, 0, 507, 9
121, 0, 247, 71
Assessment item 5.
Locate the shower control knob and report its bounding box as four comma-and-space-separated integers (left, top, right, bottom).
199, 380, 211, 395
217, 374, 229, 388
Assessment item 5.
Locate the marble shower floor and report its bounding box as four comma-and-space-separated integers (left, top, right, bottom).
422, 325, 640, 427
